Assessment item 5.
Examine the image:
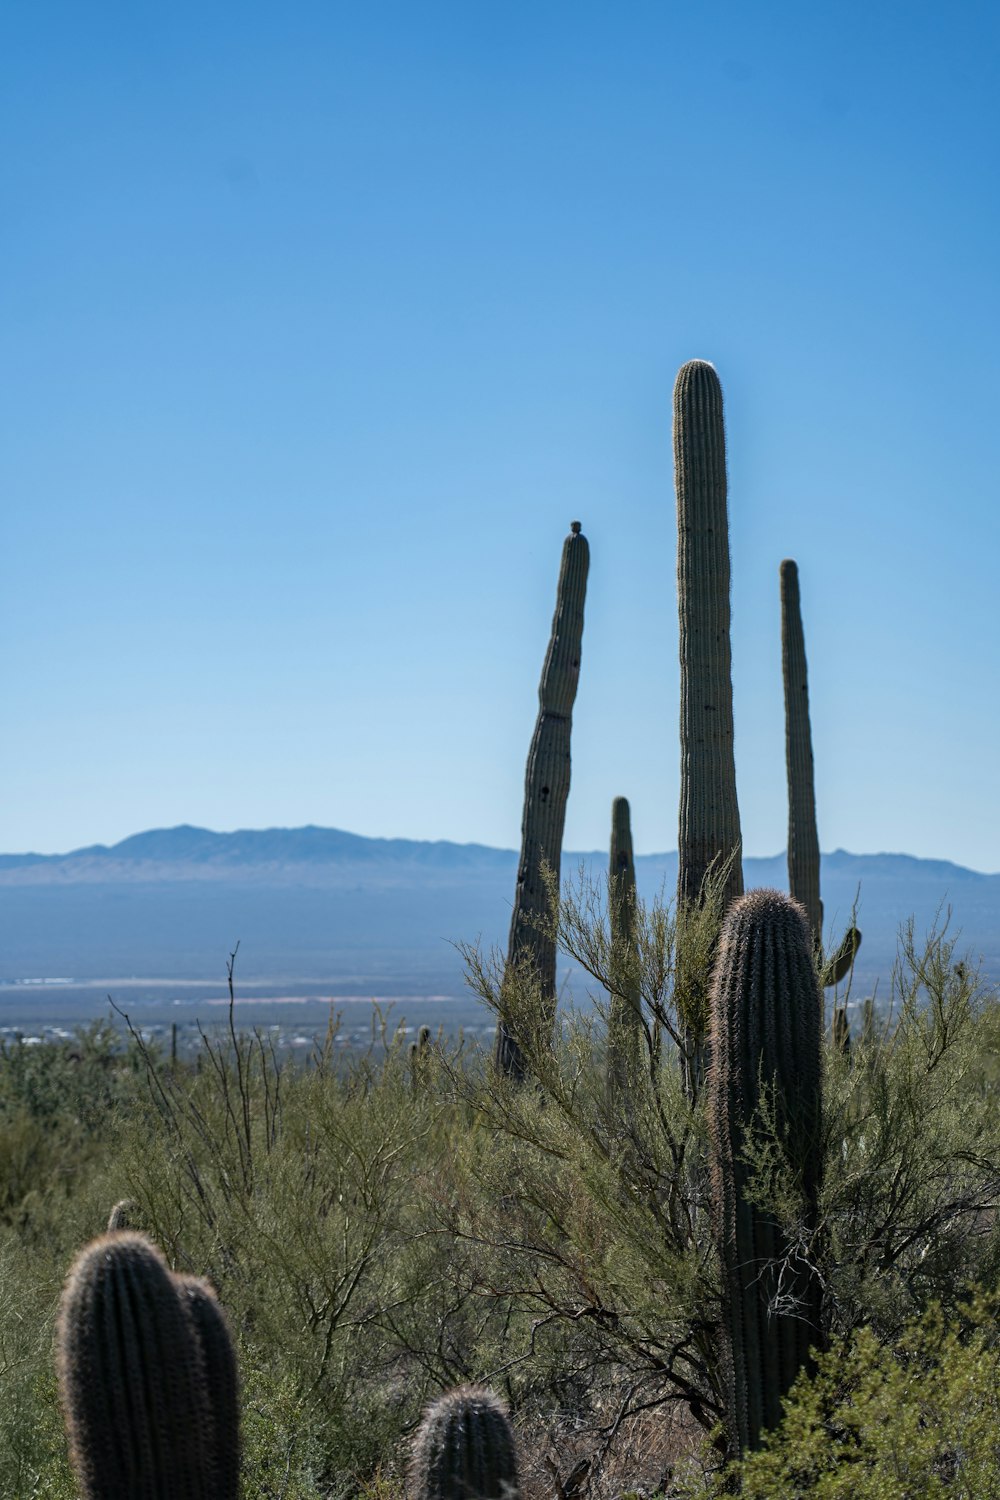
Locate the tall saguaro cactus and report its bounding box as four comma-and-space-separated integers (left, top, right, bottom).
57, 1233, 239, 1499
607, 795, 643, 1101
674, 360, 743, 1089
674, 360, 743, 911
708, 889, 824, 1455
780, 559, 822, 941
495, 521, 589, 1079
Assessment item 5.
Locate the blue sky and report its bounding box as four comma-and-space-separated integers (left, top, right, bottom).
2, 2, 999, 869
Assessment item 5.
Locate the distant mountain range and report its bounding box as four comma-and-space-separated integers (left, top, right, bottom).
1, 825, 997, 995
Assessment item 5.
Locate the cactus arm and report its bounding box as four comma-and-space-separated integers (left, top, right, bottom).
495, 522, 589, 1079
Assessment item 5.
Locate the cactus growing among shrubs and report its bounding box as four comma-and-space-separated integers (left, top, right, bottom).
495, 521, 589, 1079
409, 1385, 519, 1500
674, 360, 744, 1093
708, 888, 824, 1454
607, 795, 643, 1101
57, 1232, 239, 1499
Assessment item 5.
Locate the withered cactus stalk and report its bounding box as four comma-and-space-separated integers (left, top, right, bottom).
57, 1232, 239, 1499
408, 1385, 519, 1500
708, 889, 823, 1455
780, 559, 822, 940
607, 795, 643, 1100
780, 558, 862, 988
675, 360, 743, 913
495, 521, 589, 1079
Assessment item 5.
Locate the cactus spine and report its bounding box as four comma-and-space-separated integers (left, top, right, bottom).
495, 521, 589, 1079
780, 559, 822, 941
708, 889, 824, 1454
408, 1385, 519, 1500
57, 1232, 239, 1499
607, 796, 643, 1101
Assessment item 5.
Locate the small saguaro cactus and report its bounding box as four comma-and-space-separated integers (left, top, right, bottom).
408, 1385, 519, 1500
607, 795, 643, 1102
495, 521, 590, 1080
708, 889, 824, 1455
57, 1232, 239, 1499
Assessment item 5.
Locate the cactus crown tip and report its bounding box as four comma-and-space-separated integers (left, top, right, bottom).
729, 886, 808, 926
780, 557, 797, 575
570, 519, 582, 534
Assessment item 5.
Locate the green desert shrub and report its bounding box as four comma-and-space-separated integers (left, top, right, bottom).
682, 1294, 1000, 1497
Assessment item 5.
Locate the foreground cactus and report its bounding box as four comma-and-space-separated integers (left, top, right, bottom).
408, 1385, 519, 1500
708, 889, 823, 1454
57, 1232, 239, 1499
495, 521, 589, 1079
607, 795, 643, 1101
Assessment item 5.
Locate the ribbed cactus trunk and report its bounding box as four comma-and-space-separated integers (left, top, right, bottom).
607, 796, 643, 1103
408, 1385, 519, 1500
495, 521, 589, 1080
674, 361, 743, 1092
708, 889, 824, 1455
57, 1233, 240, 1499
780, 559, 822, 942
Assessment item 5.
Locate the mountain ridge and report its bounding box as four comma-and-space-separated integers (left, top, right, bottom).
1, 823, 996, 882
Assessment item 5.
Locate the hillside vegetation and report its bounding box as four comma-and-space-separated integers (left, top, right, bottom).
2, 885, 999, 1497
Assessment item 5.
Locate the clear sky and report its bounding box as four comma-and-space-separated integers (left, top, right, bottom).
2, 2, 999, 870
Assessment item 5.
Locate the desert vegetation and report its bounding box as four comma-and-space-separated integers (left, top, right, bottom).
6, 359, 1000, 1496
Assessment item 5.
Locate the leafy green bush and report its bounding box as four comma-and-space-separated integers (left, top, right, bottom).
682, 1295, 1000, 1497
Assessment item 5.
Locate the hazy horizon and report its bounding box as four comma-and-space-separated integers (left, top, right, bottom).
5, 818, 999, 879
